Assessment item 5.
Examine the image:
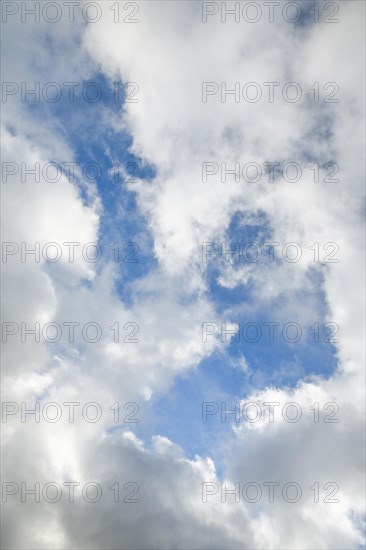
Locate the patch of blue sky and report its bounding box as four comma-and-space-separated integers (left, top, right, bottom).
131, 354, 248, 477
26, 71, 158, 303
137, 206, 338, 461
124, 346, 335, 480
203, 210, 279, 278
204, 210, 338, 379
209, 277, 338, 375
133, 255, 337, 465
132, 317, 337, 465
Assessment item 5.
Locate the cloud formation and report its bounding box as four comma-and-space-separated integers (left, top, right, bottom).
1, 1, 365, 548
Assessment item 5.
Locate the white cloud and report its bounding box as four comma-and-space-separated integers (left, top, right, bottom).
1, 1, 365, 548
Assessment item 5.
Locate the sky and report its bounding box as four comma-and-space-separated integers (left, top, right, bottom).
1, 1, 365, 549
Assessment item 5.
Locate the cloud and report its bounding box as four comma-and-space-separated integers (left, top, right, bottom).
1, 1, 365, 548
